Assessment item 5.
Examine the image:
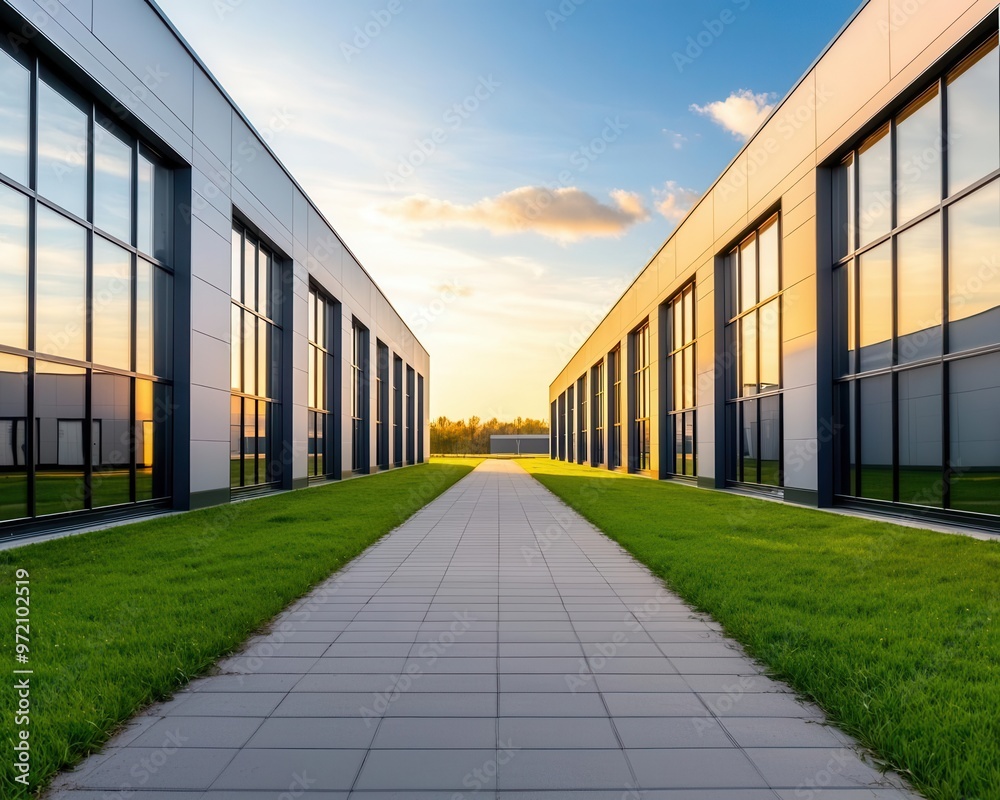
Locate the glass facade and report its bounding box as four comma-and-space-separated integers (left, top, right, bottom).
726, 214, 783, 487
833, 36, 1000, 517
230, 224, 282, 490
352, 322, 369, 473
567, 385, 575, 463
577, 374, 587, 464
392, 355, 402, 468
307, 287, 336, 479
591, 361, 605, 466
376, 342, 390, 470
406, 365, 415, 465
631, 323, 651, 471
0, 48, 172, 526
610, 346, 622, 469
667, 284, 697, 477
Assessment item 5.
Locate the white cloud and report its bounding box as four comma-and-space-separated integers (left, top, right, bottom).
378, 186, 649, 242
654, 181, 701, 223
662, 129, 688, 150
690, 89, 775, 139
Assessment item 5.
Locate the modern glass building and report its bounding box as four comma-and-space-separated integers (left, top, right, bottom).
550, 0, 999, 529
0, 0, 429, 539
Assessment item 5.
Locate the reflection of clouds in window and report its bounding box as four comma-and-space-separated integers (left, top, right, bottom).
0, 187, 28, 350
949, 180, 1000, 353
0, 49, 30, 185
37, 80, 88, 219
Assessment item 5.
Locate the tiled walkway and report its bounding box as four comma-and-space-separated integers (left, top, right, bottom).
50, 460, 918, 799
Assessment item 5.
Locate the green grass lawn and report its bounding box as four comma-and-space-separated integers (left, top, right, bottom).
519, 458, 1000, 800
0, 459, 477, 798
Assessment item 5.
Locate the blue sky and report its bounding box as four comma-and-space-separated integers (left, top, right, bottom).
157, 0, 860, 420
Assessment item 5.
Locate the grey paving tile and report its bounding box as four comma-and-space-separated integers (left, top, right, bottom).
373, 717, 497, 748
188, 674, 300, 693
613, 716, 733, 749
73, 747, 238, 790
245, 717, 377, 748
698, 691, 823, 718
498, 749, 634, 790
164, 692, 285, 717
744, 747, 890, 789
722, 717, 849, 748
272, 693, 383, 718
129, 716, 263, 748
210, 748, 366, 790
384, 692, 498, 717
292, 674, 402, 693
499, 693, 607, 717
354, 749, 500, 791
499, 717, 619, 749
602, 693, 708, 717
500, 674, 598, 693
626, 748, 767, 789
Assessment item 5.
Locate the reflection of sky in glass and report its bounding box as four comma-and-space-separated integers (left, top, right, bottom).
36, 207, 86, 361
0, 186, 28, 350
93, 237, 132, 370
94, 125, 132, 242
896, 90, 941, 225
949, 180, 1000, 344
897, 214, 942, 338
0, 50, 30, 186
859, 129, 891, 247
37, 80, 88, 219
948, 42, 999, 196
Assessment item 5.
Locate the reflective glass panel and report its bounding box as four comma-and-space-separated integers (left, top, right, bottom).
758, 217, 780, 300
36, 207, 86, 361
684, 347, 696, 409
896, 89, 941, 225
91, 372, 131, 508
833, 155, 854, 260
0, 185, 29, 349
740, 235, 757, 312
859, 241, 892, 371
950, 352, 1000, 515
135, 379, 170, 500
0, 353, 28, 521
230, 395, 241, 488
92, 237, 132, 370
230, 305, 242, 392
0, 49, 30, 186
859, 374, 893, 500
94, 124, 132, 242
741, 311, 757, 396
243, 396, 257, 484
137, 154, 170, 260
759, 395, 781, 487
759, 299, 780, 392
37, 79, 87, 218
897, 365, 943, 507
896, 214, 942, 363
35, 361, 86, 515
947, 40, 1000, 196
243, 237, 256, 312
231, 228, 242, 300
858, 127, 891, 246
243, 312, 255, 396
741, 399, 758, 483
948, 180, 1000, 352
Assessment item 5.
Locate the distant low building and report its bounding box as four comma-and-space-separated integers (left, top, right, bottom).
490, 435, 550, 456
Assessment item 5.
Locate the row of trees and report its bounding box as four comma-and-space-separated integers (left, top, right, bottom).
430, 417, 549, 455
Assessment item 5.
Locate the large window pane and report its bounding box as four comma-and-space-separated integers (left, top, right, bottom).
0, 353, 28, 521
758, 217, 780, 300
243, 313, 256, 396
725, 250, 739, 320
683, 285, 695, 344
896, 214, 942, 363
759, 299, 780, 392
896, 89, 941, 225
135, 379, 170, 501
92, 238, 132, 370
35, 361, 86, 515
740, 311, 757, 396
684, 347, 695, 408
230, 395, 241, 488
37, 79, 88, 219
230, 305, 242, 391
36, 207, 86, 361
243, 397, 257, 485
136, 260, 171, 378
759, 395, 781, 487
91, 372, 131, 508
739, 235, 757, 312
898, 366, 943, 507
947, 39, 1000, 197
858, 127, 891, 246
257, 321, 268, 399
137, 153, 170, 261
950, 352, 1000, 515
0, 49, 30, 186
740, 399, 758, 483
231, 228, 242, 300
243, 237, 257, 312
948, 180, 1000, 352
684, 411, 695, 476
859, 374, 893, 501
858, 241, 892, 371
94, 124, 132, 242
0, 185, 29, 350
833, 155, 855, 260
833, 264, 852, 377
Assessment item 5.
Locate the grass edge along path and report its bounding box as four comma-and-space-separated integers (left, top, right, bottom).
519, 458, 1000, 800
0, 459, 480, 798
